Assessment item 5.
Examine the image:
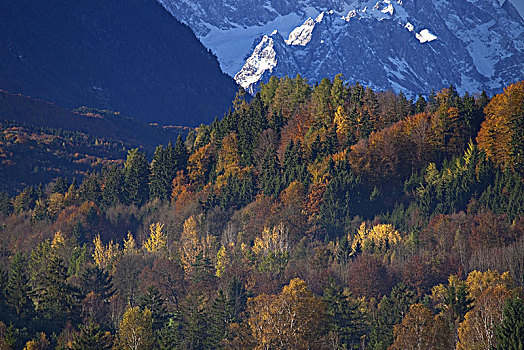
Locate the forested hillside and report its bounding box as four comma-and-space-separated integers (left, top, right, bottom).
0, 91, 188, 193
0, 78, 523, 349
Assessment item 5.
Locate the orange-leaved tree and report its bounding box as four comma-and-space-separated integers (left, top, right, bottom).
477, 81, 524, 174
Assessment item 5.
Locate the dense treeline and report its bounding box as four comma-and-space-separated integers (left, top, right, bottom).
0, 78, 523, 349
0, 91, 190, 193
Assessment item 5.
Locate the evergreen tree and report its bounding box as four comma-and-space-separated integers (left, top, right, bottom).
331, 74, 348, 109
0, 191, 12, 217
494, 296, 524, 350
414, 95, 427, 114
208, 290, 231, 348
138, 286, 168, 331
78, 173, 101, 204
323, 280, 366, 349
260, 148, 281, 197
237, 94, 267, 167
182, 290, 211, 350
124, 148, 150, 205
281, 140, 309, 190
158, 312, 184, 350
310, 134, 323, 162
80, 266, 115, 303
13, 186, 36, 213
150, 144, 176, 201
324, 124, 339, 154
320, 162, 364, 238
71, 319, 113, 350
102, 167, 126, 207
51, 177, 69, 194
225, 278, 247, 323
368, 296, 397, 350
368, 283, 416, 350
6, 254, 33, 319
443, 282, 472, 323
32, 254, 80, 331
173, 135, 189, 172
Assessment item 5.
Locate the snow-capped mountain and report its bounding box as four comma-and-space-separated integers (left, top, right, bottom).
160, 0, 524, 96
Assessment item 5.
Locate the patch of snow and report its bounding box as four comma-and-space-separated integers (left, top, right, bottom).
286, 17, 317, 46
343, 10, 358, 21
200, 12, 306, 76
234, 35, 278, 90
416, 29, 438, 43
382, 3, 394, 15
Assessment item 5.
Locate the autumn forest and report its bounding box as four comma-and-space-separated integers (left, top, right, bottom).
0, 77, 523, 349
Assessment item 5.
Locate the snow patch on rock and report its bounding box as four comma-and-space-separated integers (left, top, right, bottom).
416, 29, 438, 43
286, 17, 317, 46
234, 35, 278, 91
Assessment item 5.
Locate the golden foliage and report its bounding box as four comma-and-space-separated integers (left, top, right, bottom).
391, 304, 452, 350
92, 234, 120, 271
465, 270, 515, 300
23, 333, 50, 350
51, 231, 66, 250
187, 143, 215, 186
334, 106, 350, 139
351, 222, 401, 255
305, 181, 327, 224
179, 215, 217, 273
252, 223, 288, 257
247, 278, 327, 349
217, 133, 239, 175
47, 192, 66, 219
123, 232, 137, 255
116, 307, 153, 350
477, 81, 524, 172
457, 285, 515, 350
143, 222, 167, 254
215, 243, 236, 278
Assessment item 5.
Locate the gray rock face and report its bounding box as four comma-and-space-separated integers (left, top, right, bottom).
160, 0, 524, 96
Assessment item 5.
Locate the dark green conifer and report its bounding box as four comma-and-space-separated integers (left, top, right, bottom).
6, 254, 33, 318
124, 148, 150, 205
71, 319, 113, 350
260, 148, 281, 197
139, 286, 168, 331
323, 280, 366, 349
494, 296, 524, 350
102, 167, 126, 207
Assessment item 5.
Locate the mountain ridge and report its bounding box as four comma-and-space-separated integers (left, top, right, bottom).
0, 0, 238, 126
160, 0, 524, 97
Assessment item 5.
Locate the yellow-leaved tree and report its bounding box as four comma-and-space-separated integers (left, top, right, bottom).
179, 215, 217, 273
334, 105, 350, 140
115, 306, 153, 350
246, 278, 328, 349
390, 304, 452, 350
351, 222, 401, 257
252, 223, 289, 275
457, 285, 517, 350
92, 234, 120, 271
465, 270, 515, 300
143, 222, 167, 254
22, 333, 50, 350
123, 232, 138, 255
477, 81, 524, 174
